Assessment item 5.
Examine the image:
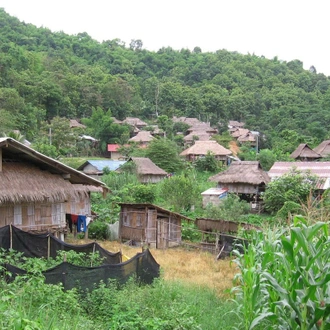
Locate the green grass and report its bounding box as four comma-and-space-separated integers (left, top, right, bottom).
0, 274, 238, 329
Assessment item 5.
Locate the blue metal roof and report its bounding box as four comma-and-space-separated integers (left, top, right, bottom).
88, 160, 126, 171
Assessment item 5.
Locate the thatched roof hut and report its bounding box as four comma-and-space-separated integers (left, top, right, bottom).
210, 161, 270, 185
180, 140, 232, 162
313, 140, 330, 158
129, 131, 154, 145
187, 123, 218, 135
122, 117, 148, 128
183, 132, 211, 144
69, 119, 86, 129
129, 157, 167, 183
209, 161, 270, 195
0, 138, 108, 236
290, 144, 321, 161
172, 117, 202, 126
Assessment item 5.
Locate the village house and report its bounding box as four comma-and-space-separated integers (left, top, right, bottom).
122, 117, 148, 130
0, 137, 107, 238
209, 161, 270, 206
180, 140, 232, 163
313, 140, 330, 158
107, 144, 125, 160
128, 131, 154, 148
118, 203, 192, 249
290, 144, 321, 161
121, 157, 167, 183
77, 159, 126, 178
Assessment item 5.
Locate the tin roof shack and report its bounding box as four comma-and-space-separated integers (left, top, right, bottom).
119, 203, 192, 249
0, 138, 107, 238
195, 218, 256, 258
201, 187, 228, 208
209, 161, 270, 202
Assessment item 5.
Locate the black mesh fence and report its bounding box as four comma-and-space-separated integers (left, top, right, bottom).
0, 225, 160, 290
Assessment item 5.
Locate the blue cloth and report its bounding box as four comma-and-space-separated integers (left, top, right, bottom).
77, 215, 87, 232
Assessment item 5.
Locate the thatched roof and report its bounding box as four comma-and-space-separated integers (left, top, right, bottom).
231, 128, 250, 138
183, 132, 211, 142
209, 161, 270, 185
111, 117, 123, 124
237, 132, 256, 143
313, 140, 330, 157
0, 138, 107, 204
187, 123, 218, 134
228, 120, 245, 128
180, 140, 232, 156
172, 117, 202, 126
130, 157, 167, 176
122, 117, 147, 127
0, 162, 89, 204
69, 119, 86, 129
129, 131, 154, 142
290, 144, 321, 160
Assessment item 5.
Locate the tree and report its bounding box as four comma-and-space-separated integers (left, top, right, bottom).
159, 173, 199, 212
257, 149, 277, 171
145, 138, 183, 173
263, 168, 318, 213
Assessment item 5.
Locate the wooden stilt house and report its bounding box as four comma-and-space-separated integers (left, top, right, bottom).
0, 138, 108, 238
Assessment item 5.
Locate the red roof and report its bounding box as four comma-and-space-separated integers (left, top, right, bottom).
107, 144, 120, 152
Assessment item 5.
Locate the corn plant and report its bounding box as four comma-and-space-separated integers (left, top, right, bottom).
232, 217, 330, 329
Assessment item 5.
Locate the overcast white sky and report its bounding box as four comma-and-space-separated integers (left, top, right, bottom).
1, 0, 329, 76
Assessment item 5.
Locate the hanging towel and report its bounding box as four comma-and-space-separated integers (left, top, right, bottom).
71, 214, 78, 224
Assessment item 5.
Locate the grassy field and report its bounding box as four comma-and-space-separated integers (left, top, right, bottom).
67, 237, 238, 297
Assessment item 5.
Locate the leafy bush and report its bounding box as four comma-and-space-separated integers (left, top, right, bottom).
181, 221, 202, 242
203, 194, 250, 221
193, 151, 221, 172
88, 221, 109, 240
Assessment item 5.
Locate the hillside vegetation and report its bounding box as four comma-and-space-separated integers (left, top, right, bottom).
1, 8, 330, 155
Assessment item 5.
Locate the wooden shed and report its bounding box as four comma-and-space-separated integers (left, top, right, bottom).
290, 143, 321, 161
209, 161, 270, 203
0, 137, 107, 238
119, 203, 192, 249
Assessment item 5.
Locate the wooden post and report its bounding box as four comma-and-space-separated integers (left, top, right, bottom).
91, 243, 96, 267
47, 235, 50, 260
9, 223, 12, 250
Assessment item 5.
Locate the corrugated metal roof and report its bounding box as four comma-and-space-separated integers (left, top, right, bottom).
88, 160, 126, 171
201, 187, 228, 196
107, 144, 120, 152
269, 162, 330, 177
268, 162, 330, 189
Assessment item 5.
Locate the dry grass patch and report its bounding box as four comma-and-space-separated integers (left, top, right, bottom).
67, 238, 238, 296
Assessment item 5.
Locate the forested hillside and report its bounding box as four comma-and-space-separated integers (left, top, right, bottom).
1, 8, 330, 153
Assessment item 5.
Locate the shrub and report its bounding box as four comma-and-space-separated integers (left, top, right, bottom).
88, 221, 109, 240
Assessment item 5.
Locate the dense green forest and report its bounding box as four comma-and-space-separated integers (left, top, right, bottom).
1, 8, 330, 154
